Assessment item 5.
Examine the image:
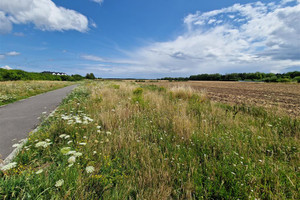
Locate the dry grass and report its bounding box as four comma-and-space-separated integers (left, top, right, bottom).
0, 80, 299, 199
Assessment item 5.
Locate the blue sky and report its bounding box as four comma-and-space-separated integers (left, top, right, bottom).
0, 0, 299, 78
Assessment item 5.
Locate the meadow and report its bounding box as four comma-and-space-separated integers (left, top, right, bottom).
0, 81, 299, 199
0, 81, 74, 106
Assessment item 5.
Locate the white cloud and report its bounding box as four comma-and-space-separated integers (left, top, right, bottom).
91, 0, 104, 5
81, 55, 106, 62
6, 51, 20, 56
0, 51, 21, 59
94, 0, 299, 78
1, 65, 12, 70
0, 11, 12, 34
0, 0, 90, 33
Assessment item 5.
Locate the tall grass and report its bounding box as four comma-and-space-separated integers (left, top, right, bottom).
0, 81, 298, 199
0, 81, 74, 106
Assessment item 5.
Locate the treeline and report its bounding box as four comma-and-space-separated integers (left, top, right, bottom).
162, 71, 300, 83
0, 69, 96, 81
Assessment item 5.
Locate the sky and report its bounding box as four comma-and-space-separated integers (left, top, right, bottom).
0, 0, 299, 78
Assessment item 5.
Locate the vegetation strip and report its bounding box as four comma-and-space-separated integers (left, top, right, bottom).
0, 81, 74, 106
0, 81, 299, 199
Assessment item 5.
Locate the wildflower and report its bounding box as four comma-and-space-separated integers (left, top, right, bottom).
36, 169, 43, 174
86, 166, 95, 173
106, 131, 112, 135
259, 159, 263, 162
67, 141, 73, 144
231, 172, 236, 175
45, 139, 51, 142
1, 162, 17, 171
59, 134, 67, 138
55, 179, 64, 187
35, 141, 51, 148
96, 126, 101, 129
73, 152, 83, 157
93, 151, 97, 155
68, 163, 74, 167
97, 130, 101, 133
60, 147, 71, 154
65, 135, 70, 139
68, 156, 76, 164
79, 142, 86, 146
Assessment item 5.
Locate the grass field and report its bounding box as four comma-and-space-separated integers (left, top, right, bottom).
0, 81, 74, 106
0, 81, 299, 199
141, 81, 300, 117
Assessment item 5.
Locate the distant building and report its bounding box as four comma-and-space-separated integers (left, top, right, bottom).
42, 71, 67, 76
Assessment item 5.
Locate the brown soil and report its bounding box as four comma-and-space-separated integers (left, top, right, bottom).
143, 81, 300, 117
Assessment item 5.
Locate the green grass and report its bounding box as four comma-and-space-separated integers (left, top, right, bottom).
0, 81, 299, 199
0, 81, 74, 106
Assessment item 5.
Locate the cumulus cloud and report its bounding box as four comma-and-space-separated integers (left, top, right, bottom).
1, 65, 12, 70
0, 0, 89, 33
0, 11, 12, 34
86, 0, 300, 78
0, 51, 21, 59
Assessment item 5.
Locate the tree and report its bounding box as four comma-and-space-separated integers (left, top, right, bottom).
85, 73, 96, 79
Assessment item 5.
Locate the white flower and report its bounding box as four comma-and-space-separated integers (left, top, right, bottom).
86, 166, 95, 173
73, 152, 82, 157
59, 134, 67, 138
106, 132, 112, 135
35, 141, 51, 148
35, 169, 44, 174
68, 156, 76, 164
1, 162, 17, 171
97, 130, 101, 133
45, 139, 51, 142
60, 147, 71, 154
55, 179, 64, 187
93, 151, 97, 155
68, 163, 74, 167
67, 141, 73, 144
231, 172, 236, 175
79, 143, 86, 146
66, 150, 76, 155
96, 126, 101, 129
65, 135, 70, 139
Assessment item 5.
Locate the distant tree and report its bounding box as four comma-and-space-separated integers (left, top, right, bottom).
85, 73, 96, 79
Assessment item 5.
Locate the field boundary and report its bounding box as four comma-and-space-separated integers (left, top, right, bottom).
0, 108, 59, 168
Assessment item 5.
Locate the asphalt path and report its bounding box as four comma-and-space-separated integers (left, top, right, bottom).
0, 84, 77, 160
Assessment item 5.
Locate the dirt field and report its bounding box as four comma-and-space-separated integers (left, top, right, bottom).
143, 81, 300, 117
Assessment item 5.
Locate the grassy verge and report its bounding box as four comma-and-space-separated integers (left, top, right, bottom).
0, 81, 74, 106
0, 81, 299, 199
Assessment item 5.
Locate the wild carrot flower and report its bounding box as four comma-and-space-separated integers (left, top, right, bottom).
35, 141, 51, 148
60, 147, 71, 154
55, 179, 64, 187
86, 166, 95, 173
68, 156, 76, 164
36, 169, 43, 174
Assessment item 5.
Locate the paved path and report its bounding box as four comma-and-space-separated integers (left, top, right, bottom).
0, 85, 77, 160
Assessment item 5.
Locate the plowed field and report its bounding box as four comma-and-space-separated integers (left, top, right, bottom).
146, 81, 300, 117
